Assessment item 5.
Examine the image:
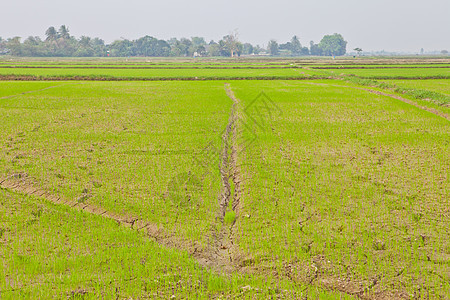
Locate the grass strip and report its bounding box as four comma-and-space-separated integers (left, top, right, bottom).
341, 75, 450, 106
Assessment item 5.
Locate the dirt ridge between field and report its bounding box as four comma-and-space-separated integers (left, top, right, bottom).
361, 88, 450, 121
227, 85, 244, 272
358, 76, 450, 80
206, 84, 243, 272
0, 74, 329, 81
312, 66, 450, 69
4, 74, 447, 81
0, 66, 296, 70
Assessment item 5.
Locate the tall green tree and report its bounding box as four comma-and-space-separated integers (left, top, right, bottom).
91, 38, 106, 56
22, 36, 45, 56
109, 39, 134, 57
6, 37, 22, 56
221, 33, 240, 57
309, 41, 321, 56
190, 37, 206, 56
133, 36, 170, 57
180, 38, 193, 56
268, 40, 279, 56
0, 37, 7, 54
290, 35, 302, 56
191, 37, 206, 47
75, 36, 94, 57
45, 27, 58, 42
58, 25, 70, 40
207, 41, 221, 57
318, 33, 347, 56
242, 43, 254, 55
168, 38, 183, 56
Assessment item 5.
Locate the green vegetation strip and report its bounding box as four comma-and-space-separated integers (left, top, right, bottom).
380, 79, 449, 95
0, 75, 329, 81
0, 66, 326, 79
343, 75, 450, 107
0, 65, 298, 69
326, 67, 450, 79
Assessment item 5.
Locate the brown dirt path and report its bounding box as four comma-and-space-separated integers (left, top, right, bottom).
204, 84, 244, 272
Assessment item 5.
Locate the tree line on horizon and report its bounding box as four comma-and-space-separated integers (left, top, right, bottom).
0, 25, 348, 58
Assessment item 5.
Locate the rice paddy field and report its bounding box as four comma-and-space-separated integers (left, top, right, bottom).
0, 56, 449, 299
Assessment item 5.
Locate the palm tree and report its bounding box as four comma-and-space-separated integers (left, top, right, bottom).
45, 26, 58, 42
58, 25, 70, 40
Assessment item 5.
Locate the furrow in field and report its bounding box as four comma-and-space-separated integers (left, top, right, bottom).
227, 84, 244, 270
224, 84, 243, 216
312, 66, 450, 69
0, 66, 295, 69
0, 74, 321, 81
206, 83, 243, 272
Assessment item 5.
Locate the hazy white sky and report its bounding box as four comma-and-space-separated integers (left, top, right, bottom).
2, 0, 449, 52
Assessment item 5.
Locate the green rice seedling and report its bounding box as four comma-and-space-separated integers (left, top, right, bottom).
230, 79, 449, 298
0, 189, 348, 299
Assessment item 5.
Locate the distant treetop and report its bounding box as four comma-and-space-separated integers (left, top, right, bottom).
0, 26, 349, 57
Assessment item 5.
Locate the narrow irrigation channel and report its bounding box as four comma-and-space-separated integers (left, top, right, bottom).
207, 83, 243, 272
